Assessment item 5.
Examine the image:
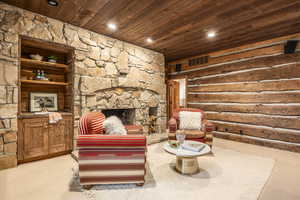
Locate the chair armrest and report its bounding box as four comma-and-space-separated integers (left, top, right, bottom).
202, 120, 215, 132
168, 117, 177, 133
125, 125, 143, 135
77, 135, 147, 149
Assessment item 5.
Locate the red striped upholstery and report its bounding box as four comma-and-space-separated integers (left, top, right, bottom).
79, 112, 105, 135
77, 135, 147, 148
77, 135, 147, 185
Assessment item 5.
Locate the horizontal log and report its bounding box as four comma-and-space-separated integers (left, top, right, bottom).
168, 44, 282, 73
205, 112, 300, 130
214, 131, 300, 153
189, 103, 300, 116
188, 91, 300, 103
188, 79, 300, 92
188, 52, 300, 79
188, 63, 300, 85
212, 121, 300, 143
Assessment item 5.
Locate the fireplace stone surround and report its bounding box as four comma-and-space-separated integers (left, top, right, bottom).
85, 87, 165, 135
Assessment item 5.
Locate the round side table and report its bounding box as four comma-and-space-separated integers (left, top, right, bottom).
164, 140, 211, 174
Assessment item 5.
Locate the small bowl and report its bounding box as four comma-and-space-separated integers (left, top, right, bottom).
168, 140, 179, 148
30, 54, 43, 61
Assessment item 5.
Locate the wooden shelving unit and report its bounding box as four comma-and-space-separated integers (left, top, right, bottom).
18, 36, 75, 164
20, 79, 69, 86
21, 58, 69, 71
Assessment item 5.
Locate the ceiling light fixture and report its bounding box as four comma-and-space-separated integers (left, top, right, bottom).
48, 0, 59, 6
107, 23, 117, 31
207, 31, 216, 38
146, 38, 153, 43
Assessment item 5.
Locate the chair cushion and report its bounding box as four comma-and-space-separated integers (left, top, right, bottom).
104, 116, 127, 135
168, 130, 205, 139
173, 108, 204, 121
179, 111, 202, 130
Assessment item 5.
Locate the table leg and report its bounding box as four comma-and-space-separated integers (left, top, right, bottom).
176, 156, 199, 174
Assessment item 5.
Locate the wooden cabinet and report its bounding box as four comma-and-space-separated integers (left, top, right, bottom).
22, 118, 48, 160
18, 114, 73, 162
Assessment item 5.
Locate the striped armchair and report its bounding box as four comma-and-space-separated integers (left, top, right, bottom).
77, 112, 147, 186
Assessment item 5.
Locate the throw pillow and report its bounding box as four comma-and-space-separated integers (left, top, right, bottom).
179, 111, 202, 130
103, 116, 127, 135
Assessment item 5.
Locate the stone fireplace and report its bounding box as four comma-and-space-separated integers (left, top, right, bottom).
85, 87, 165, 134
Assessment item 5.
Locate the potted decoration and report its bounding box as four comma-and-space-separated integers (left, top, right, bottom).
47, 55, 58, 63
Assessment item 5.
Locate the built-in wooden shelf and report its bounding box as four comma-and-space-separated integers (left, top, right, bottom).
18, 36, 74, 164
21, 79, 68, 86
21, 58, 69, 71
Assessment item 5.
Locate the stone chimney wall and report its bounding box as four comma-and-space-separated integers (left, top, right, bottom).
0, 2, 166, 170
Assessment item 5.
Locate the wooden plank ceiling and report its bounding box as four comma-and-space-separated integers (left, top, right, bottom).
3, 0, 300, 61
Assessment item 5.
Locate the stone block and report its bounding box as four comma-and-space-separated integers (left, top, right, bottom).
105, 62, 118, 76
6, 86, 16, 104
0, 86, 6, 104
3, 131, 17, 143
0, 154, 17, 170
0, 61, 18, 85
83, 58, 96, 68
117, 51, 129, 74
88, 46, 101, 60
0, 32, 4, 41
4, 142, 17, 154
0, 10, 21, 31
0, 119, 10, 129
4, 32, 18, 43
110, 46, 120, 58
80, 76, 111, 94
101, 48, 110, 61
48, 18, 65, 43
28, 24, 52, 41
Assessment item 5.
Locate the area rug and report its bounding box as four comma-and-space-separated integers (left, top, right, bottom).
81, 142, 274, 200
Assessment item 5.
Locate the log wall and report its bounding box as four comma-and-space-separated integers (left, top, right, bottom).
167, 33, 300, 152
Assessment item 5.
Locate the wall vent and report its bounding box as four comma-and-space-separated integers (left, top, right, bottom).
188, 56, 209, 66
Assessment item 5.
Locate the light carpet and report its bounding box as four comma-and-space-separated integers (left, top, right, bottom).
83, 142, 274, 200
0, 142, 274, 200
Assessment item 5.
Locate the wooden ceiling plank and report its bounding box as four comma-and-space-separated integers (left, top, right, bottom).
3, 0, 300, 61
70, 0, 111, 26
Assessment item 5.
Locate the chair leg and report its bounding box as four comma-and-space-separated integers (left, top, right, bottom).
83, 185, 93, 190
136, 183, 144, 187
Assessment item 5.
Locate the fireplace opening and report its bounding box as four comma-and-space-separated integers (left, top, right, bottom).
102, 109, 135, 125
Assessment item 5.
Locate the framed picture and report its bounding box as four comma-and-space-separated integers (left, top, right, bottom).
30, 92, 58, 112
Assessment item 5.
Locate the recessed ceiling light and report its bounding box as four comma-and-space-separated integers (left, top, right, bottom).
207, 31, 216, 38
146, 38, 154, 43
48, 0, 59, 6
107, 23, 117, 31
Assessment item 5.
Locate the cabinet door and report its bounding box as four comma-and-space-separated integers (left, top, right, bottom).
48, 120, 67, 154
23, 118, 49, 159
